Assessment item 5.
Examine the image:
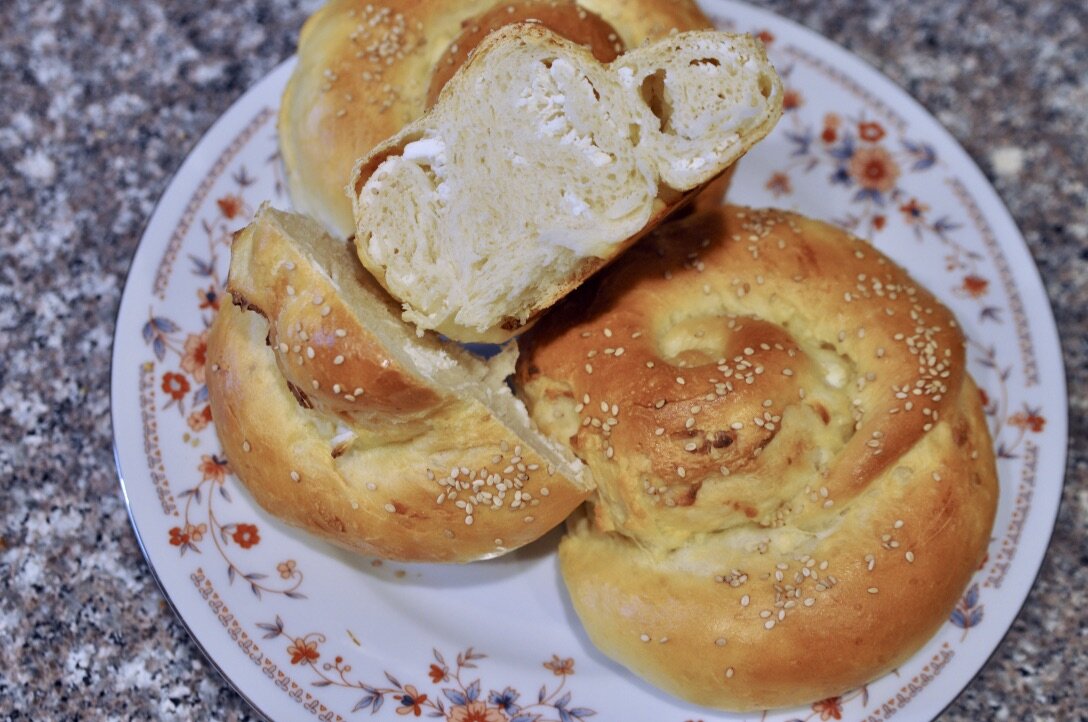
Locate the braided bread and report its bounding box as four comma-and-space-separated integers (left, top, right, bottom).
206, 206, 588, 562
516, 206, 998, 710
279, 0, 717, 239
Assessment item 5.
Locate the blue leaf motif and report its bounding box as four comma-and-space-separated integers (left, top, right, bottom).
558, 709, 573, 722
950, 608, 967, 629
828, 134, 856, 160
968, 607, 984, 627
568, 708, 596, 720
142, 322, 154, 344
194, 385, 209, 403
352, 695, 375, 712
465, 679, 480, 702
188, 254, 215, 277
784, 129, 813, 157
510, 715, 540, 722
152, 316, 179, 333
965, 583, 980, 609
554, 691, 572, 710
443, 688, 468, 706
152, 337, 166, 362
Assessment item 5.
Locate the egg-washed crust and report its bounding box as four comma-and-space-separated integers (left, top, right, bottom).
279, 0, 716, 238
206, 206, 587, 563
516, 206, 998, 710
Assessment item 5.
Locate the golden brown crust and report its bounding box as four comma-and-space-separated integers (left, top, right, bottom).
279, 0, 712, 237
206, 207, 587, 562
516, 206, 998, 709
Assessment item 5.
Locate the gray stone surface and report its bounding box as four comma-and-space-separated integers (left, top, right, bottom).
0, 0, 1084, 719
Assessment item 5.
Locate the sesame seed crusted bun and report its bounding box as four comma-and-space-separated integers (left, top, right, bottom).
278, 0, 717, 239
206, 205, 588, 562
515, 206, 998, 710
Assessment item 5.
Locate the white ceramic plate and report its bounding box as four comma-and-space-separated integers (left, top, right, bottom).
113, 2, 1067, 720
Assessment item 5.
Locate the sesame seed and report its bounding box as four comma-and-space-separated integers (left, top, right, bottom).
640, 633, 650, 642
290, 470, 300, 482
242, 441, 251, 452
335, 328, 347, 337
764, 620, 775, 630
725, 667, 735, 678
906, 551, 915, 563
465, 515, 474, 525
740, 595, 750, 607
384, 503, 396, 513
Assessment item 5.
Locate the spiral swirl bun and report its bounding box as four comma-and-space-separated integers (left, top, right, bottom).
516, 206, 998, 710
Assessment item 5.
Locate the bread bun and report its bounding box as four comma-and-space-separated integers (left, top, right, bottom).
516, 206, 998, 710
350, 26, 782, 342
279, 0, 717, 239
206, 205, 588, 562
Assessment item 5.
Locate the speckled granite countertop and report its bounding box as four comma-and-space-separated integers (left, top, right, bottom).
1, 0, 1084, 719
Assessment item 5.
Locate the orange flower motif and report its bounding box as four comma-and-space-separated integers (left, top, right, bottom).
765, 172, 792, 197
168, 526, 189, 546
180, 331, 208, 384
161, 372, 190, 401
821, 113, 841, 143
782, 88, 803, 111
872, 214, 887, 231
812, 696, 844, 720
543, 654, 575, 676
428, 663, 448, 683
187, 523, 207, 542
217, 194, 245, 219
900, 198, 930, 224
232, 523, 260, 549
394, 685, 429, 717
199, 454, 229, 484
187, 404, 213, 432
287, 637, 320, 665
1008, 411, 1046, 433
849, 146, 900, 193
979, 388, 990, 407
446, 701, 504, 722
197, 285, 221, 311
858, 121, 886, 142
277, 560, 297, 579
756, 29, 775, 45
961, 275, 989, 298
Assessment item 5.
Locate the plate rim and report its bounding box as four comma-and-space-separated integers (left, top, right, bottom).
108, 1, 1070, 719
